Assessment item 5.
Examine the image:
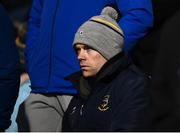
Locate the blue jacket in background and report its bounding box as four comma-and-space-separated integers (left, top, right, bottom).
25, 0, 153, 94
0, 4, 20, 131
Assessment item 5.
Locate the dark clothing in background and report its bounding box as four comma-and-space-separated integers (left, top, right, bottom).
148, 9, 180, 131
128, 0, 180, 131
131, 0, 180, 75
0, 0, 32, 22
63, 53, 150, 131
130, 0, 180, 131
0, 4, 20, 131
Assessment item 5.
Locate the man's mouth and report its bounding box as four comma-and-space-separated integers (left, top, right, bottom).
80, 65, 89, 70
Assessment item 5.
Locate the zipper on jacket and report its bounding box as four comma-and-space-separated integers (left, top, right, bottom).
47, 0, 60, 88
80, 104, 84, 116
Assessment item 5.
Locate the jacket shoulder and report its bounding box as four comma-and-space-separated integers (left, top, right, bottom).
127, 64, 150, 81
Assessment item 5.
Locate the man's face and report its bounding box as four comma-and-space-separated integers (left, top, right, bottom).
74, 44, 107, 77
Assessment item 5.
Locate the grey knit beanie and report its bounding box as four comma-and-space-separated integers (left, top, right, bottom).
73, 6, 124, 60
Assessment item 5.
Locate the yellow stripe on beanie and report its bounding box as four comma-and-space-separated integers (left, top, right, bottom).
91, 17, 123, 35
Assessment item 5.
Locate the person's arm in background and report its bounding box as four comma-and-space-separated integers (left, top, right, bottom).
0, 4, 20, 131
25, 0, 43, 72
116, 0, 153, 52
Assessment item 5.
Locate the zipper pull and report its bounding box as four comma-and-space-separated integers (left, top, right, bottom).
70, 106, 76, 115
80, 104, 84, 116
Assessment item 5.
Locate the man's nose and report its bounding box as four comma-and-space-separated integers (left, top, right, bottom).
77, 49, 86, 60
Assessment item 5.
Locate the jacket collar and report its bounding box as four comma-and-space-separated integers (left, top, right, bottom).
95, 52, 131, 83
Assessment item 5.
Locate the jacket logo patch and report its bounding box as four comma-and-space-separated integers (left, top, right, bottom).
98, 95, 110, 112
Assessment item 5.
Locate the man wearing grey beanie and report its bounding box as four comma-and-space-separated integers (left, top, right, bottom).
62, 6, 150, 131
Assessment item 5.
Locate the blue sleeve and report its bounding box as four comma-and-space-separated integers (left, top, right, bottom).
0, 4, 20, 130
116, 0, 154, 53
25, 0, 43, 71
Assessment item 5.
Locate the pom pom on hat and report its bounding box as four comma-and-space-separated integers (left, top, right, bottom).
101, 6, 119, 21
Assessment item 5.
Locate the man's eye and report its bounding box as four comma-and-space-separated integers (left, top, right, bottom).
84, 48, 92, 53
86, 48, 92, 53
77, 50, 81, 55
75, 48, 80, 55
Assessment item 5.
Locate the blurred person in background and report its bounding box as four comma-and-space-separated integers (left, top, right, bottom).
0, 0, 31, 22
17, 0, 153, 131
129, 0, 180, 130
1, 0, 32, 131
132, 0, 180, 75
0, 3, 20, 131
6, 22, 31, 132
6, 74, 30, 132
147, 8, 180, 131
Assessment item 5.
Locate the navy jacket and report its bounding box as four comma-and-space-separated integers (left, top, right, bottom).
26, 0, 153, 94
63, 53, 150, 131
0, 4, 20, 131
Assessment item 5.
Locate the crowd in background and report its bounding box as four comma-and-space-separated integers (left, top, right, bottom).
0, 0, 180, 132
0, 1, 31, 131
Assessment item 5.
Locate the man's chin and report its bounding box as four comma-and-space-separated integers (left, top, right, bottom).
82, 71, 93, 78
